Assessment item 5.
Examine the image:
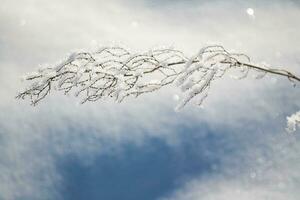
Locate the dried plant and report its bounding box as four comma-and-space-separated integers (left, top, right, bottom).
17, 45, 299, 111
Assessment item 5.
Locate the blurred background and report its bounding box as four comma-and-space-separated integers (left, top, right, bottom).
0, 0, 300, 199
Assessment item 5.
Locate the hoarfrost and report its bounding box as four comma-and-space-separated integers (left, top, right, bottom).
17, 45, 300, 113
286, 111, 300, 133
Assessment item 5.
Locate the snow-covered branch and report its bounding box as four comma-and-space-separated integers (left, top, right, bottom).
17, 45, 299, 110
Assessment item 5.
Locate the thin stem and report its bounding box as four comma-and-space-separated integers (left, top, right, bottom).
166, 60, 300, 82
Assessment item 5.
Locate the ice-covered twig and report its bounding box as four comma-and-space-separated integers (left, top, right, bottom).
16, 45, 300, 108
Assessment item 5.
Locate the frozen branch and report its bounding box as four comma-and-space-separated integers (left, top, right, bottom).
16, 45, 300, 110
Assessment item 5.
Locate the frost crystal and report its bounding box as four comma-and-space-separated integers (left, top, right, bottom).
286, 111, 300, 133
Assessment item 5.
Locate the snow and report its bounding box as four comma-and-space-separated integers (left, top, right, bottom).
173, 94, 180, 101
286, 111, 300, 133
43, 71, 57, 78
23, 72, 40, 80
246, 8, 254, 16
130, 21, 139, 28
132, 70, 144, 77
19, 19, 26, 26
148, 80, 160, 85
175, 67, 217, 111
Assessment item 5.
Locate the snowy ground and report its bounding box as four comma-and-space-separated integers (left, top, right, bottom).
0, 0, 300, 199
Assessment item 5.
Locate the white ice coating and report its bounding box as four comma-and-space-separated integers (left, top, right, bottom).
286, 111, 300, 133
17, 45, 299, 113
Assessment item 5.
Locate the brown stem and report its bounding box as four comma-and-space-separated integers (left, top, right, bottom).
238, 61, 300, 82
166, 60, 300, 83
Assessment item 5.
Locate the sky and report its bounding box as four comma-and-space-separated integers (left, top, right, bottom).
0, 0, 300, 199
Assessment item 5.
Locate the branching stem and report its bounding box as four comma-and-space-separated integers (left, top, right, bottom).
16, 45, 299, 107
